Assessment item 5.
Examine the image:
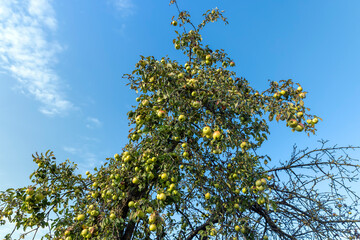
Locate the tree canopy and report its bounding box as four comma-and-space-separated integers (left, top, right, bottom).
1, 2, 360, 240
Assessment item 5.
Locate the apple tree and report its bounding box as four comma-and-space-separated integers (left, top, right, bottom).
1, 2, 360, 240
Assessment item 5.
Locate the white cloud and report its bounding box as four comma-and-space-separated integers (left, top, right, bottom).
0, 0, 73, 116
112, 0, 135, 16
63, 145, 100, 173
63, 146, 79, 155
86, 117, 102, 129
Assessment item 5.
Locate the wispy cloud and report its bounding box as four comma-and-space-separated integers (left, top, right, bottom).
0, 0, 73, 116
63, 146, 79, 155
112, 0, 135, 17
86, 117, 102, 129
63, 145, 100, 173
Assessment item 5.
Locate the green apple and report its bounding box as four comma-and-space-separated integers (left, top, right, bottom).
288, 119, 298, 128
175, 44, 180, 50
171, 20, 177, 26
146, 207, 154, 213
128, 201, 135, 208
312, 118, 318, 124
297, 112, 303, 117
35, 193, 44, 202
183, 152, 189, 158
178, 115, 186, 122
110, 213, 116, 220
235, 225, 241, 232
202, 126, 212, 135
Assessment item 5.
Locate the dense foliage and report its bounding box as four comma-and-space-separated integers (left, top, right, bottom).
1, 2, 360, 240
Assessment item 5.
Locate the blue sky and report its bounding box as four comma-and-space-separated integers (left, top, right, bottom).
1, 0, 360, 238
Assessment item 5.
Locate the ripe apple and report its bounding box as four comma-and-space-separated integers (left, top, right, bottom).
141, 99, 149, 106
297, 112, 303, 117
161, 173, 168, 180
288, 119, 298, 128
171, 20, 177, 26
312, 118, 318, 124
157, 110, 166, 118
242, 187, 247, 194
240, 141, 248, 149
26, 188, 34, 196
178, 115, 186, 122
149, 224, 157, 231
183, 152, 189, 158
255, 179, 262, 187
110, 213, 116, 220
203, 126, 212, 135
128, 201, 135, 208
206, 55, 211, 60
295, 123, 304, 132
297, 86, 303, 92
77, 214, 85, 221
212, 131, 221, 140
230, 61, 235, 67
81, 229, 88, 237
157, 193, 166, 201
205, 192, 211, 200
280, 90, 286, 95
192, 101, 201, 108
131, 134, 139, 141
132, 177, 139, 184
181, 143, 187, 148
261, 178, 267, 184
